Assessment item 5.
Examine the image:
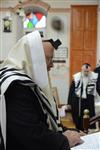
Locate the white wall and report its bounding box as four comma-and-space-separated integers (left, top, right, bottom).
0, 13, 23, 60
0, 0, 24, 60
0, 12, 17, 60
46, 11, 71, 104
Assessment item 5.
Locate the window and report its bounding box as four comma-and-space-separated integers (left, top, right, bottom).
23, 12, 46, 29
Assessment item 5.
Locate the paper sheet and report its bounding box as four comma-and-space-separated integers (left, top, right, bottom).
71, 132, 100, 150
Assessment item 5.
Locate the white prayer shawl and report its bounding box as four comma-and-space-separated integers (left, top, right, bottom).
1, 31, 56, 111
0, 31, 57, 149
73, 71, 98, 99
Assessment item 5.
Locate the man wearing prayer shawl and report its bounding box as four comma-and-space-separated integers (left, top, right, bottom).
0, 31, 82, 150
67, 63, 100, 131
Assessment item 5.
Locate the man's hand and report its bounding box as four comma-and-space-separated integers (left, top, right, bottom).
63, 130, 83, 147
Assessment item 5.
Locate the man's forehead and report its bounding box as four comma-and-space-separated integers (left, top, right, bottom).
82, 64, 91, 70
43, 41, 54, 50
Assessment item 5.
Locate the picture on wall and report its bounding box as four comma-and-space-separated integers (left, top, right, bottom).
3, 17, 12, 32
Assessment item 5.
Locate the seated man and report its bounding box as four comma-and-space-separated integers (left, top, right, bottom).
0, 31, 83, 150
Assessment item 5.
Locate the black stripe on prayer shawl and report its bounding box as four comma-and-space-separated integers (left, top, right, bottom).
33, 85, 57, 124
40, 91, 51, 106
76, 81, 81, 89
0, 73, 32, 87
37, 87, 51, 106
0, 67, 31, 79
0, 67, 8, 72
0, 68, 20, 77
17, 80, 34, 85
87, 84, 95, 87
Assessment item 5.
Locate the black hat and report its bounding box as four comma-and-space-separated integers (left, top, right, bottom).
43, 39, 62, 49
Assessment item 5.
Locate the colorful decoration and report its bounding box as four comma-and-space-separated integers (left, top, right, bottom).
23, 12, 46, 29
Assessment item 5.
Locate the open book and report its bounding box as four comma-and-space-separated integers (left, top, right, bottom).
71, 132, 100, 150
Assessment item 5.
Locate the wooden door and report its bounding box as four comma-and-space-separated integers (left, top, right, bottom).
70, 6, 97, 81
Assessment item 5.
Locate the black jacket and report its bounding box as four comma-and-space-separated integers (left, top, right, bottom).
5, 81, 70, 150
94, 66, 100, 92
